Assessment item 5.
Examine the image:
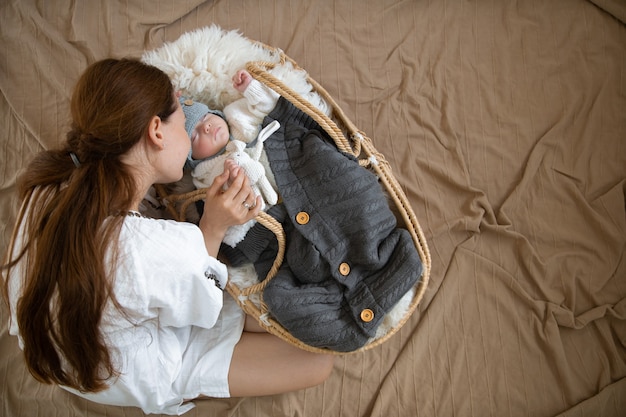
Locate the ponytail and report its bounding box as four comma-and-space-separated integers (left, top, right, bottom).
2, 58, 176, 392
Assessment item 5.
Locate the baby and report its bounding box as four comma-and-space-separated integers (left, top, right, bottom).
180, 70, 281, 246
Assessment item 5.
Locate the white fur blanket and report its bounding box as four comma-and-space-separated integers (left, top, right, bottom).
142, 24, 330, 114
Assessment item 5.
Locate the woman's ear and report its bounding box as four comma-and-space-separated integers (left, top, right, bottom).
147, 115, 165, 150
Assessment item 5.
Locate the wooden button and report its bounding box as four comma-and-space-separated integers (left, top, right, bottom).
360, 309, 374, 322
183, 99, 194, 106
339, 262, 351, 276
296, 211, 310, 225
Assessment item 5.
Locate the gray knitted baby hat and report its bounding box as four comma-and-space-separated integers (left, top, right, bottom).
179, 96, 226, 138
179, 96, 228, 169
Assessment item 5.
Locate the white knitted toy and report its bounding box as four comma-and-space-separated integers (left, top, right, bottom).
191, 121, 280, 247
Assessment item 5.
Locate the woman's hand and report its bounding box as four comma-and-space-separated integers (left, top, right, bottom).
199, 161, 262, 257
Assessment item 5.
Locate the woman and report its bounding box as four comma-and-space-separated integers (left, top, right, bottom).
1, 58, 334, 415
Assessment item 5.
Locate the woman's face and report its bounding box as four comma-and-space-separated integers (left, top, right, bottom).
158, 101, 192, 183
189, 113, 230, 160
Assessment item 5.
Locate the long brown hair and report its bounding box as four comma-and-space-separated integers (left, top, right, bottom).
2, 58, 176, 392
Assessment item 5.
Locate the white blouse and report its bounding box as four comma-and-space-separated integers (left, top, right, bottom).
8, 215, 245, 415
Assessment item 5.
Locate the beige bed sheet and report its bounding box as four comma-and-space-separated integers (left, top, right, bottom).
1, 1, 625, 416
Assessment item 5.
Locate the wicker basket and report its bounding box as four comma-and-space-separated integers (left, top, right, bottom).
156, 45, 431, 354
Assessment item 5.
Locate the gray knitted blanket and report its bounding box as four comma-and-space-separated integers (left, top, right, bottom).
223, 97, 423, 351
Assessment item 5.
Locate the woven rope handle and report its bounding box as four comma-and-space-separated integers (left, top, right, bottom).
237, 211, 286, 295
246, 62, 360, 156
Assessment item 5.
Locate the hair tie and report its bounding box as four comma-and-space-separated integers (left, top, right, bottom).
69, 152, 81, 168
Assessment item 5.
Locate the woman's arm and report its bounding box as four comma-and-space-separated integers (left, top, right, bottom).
198, 163, 261, 257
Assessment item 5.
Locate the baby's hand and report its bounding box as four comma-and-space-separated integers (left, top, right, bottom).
224, 159, 240, 181
223, 159, 242, 189
232, 70, 252, 93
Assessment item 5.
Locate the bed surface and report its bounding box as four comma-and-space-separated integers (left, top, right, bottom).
1, 1, 625, 416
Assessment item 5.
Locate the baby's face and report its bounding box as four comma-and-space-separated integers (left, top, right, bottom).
190, 113, 230, 160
